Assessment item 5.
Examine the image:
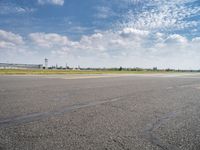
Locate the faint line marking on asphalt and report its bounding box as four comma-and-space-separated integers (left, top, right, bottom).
0, 97, 122, 128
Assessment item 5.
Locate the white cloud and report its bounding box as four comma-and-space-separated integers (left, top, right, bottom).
0, 4, 35, 15
164, 34, 188, 45
28, 29, 194, 58
0, 30, 24, 49
192, 37, 200, 43
29, 33, 70, 48
29, 32, 79, 56
1, 27, 199, 69
119, 28, 149, 38
0, 30, 36, 63
95, 6, 116, 19
29, 29, 200, 69
28, 29, 149, 56
119, 0, 200, 32
38, 0, 64, 6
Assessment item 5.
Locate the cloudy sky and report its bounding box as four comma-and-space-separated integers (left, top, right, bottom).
0, 0, 200, 69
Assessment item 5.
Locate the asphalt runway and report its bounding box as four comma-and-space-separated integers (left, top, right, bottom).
0, 73, 200, 150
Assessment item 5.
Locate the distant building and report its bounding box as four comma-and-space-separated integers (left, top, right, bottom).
0, 63, 43, 69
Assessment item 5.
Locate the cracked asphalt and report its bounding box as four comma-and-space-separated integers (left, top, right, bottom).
0, 73, 200, 150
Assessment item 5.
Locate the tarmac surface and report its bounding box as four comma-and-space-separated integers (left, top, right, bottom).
0, 73, 200, 150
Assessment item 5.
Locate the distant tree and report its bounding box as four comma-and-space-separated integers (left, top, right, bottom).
165, 68, 173, 72
119, 66, 123, 71
153, 67, 157, 71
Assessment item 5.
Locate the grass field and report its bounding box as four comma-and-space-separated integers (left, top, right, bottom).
0, 69, 182, 75
0, 69, 178, 75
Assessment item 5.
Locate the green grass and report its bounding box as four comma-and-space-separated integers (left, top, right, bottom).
0, 69, 179, 75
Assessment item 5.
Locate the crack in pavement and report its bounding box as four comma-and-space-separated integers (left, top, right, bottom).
0, 97, 122, 128
143, 112, 178, 150
142, 103, 197, 150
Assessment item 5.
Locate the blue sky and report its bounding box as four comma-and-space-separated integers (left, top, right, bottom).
0, 0, 200, 69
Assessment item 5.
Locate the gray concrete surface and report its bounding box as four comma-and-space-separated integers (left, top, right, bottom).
0, 73, 200, 150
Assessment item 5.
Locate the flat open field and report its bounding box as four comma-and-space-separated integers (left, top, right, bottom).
0, 69, 179, 75
1, 73, 200, 150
